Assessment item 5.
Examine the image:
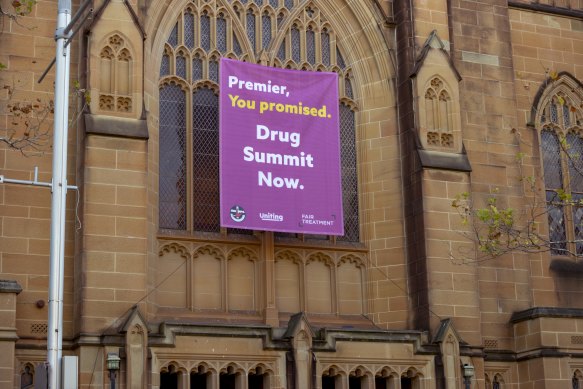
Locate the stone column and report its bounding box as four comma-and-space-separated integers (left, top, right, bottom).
0, 280, 22, 388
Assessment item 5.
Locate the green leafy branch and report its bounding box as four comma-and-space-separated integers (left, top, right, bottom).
451, 189, 552, 261
451, 138, 582, 262
0, 0, 37, 20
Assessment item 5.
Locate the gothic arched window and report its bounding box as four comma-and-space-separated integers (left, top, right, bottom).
573, 370, 582, 389
537, 75, 583, 257
99, 34, 133, 113
158, 0, 359, 241
424, 77, 453, 149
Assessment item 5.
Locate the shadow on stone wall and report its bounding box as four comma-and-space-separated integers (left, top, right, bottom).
550, 259, 583, 308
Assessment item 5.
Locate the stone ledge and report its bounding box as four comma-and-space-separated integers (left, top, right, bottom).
549, 258, 583, 276
510, 307, 583, 323
85, 114, 148, 140
417, 149, 472, 172
0, 327, 19, 341
508, 0, 583, 19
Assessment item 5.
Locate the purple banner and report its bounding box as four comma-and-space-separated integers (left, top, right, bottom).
219, 58, 344, 235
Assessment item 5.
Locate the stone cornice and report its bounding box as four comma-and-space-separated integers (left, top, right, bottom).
510, 307, 583, 323
508, 1, 583, 19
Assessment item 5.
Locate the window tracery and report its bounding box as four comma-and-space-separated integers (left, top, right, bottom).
424, 77, 453, 149
99, 33, 134, 112
158, 0, 359, 242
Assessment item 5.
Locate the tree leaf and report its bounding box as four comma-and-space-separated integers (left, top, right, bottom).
549, 70, 559, 80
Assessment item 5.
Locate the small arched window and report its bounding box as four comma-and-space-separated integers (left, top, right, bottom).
322, 367, 343, 389
21, 364, 34, 389
574, 370, 583, 389
160, 364, 181, 389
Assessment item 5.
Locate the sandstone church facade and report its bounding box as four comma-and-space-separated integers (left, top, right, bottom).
0, 0, 582, 387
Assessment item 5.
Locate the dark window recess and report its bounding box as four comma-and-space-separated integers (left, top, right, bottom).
375, 377, 387, 389
322, 376, 336, 389
220, 374, 236, 389
248, 374, 264, 389
401, 377, 412, 389
190, 372, 208, 389
160, 372, 178, 389
349, 376, 362, 389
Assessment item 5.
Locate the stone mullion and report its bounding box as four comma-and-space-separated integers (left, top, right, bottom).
299, 258, 306, 312
188, 254, 194, 310
285, 29, 291, 61
227, 15, 233, 53
300, 25, 306, 64
222, 256, 228, 312
331, 259, 338, 315
362, 375, 374, 389
560, 128, 577, 255
112, 53, 119, 101
186, 86, 194, 232
337, 374, 348, 389
211, 10, 217, 52
359, 265, 367, 315
180, 370, 188, 389
315, 24, 322, 66
262, 232, 279, 326
238, 371, 248, 389
330, 31, 337, 67
179, 11, 185, 48
209, 372, 219, 389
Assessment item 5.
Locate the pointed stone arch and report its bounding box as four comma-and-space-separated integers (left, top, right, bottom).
411, 31, 463, 154
275, 249, 304, 312
532, 72, 583, 127
89, 0, 144, 119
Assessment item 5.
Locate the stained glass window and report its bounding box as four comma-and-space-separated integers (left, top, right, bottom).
159, 84, 187, 230
158, 2, 359, 242
539, 84, 583, 257
201, 13, 211, 51
291, 26, 300, 63
321, 30, 330, 66
184, 12, 195, 49
247, 10, 256, 51
217, 16, 227, 53
306, 28, 315, 64
262, 13, 272, 50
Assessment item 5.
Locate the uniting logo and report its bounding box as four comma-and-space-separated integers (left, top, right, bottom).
259, 212, 283, 222
230, 205, 246, 222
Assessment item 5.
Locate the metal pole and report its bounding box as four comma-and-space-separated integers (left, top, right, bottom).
48, 0, 72, 388
109, 371, 117, 389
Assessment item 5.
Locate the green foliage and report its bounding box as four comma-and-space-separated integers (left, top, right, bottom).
451, 145, 582, 261
10, 0, 37, 16
453, 190, 525, 258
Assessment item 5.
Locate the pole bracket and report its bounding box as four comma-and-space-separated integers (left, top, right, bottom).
54, 27, 72, 41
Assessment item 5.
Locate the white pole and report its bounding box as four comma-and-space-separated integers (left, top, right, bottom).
48, 0, 72, 388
